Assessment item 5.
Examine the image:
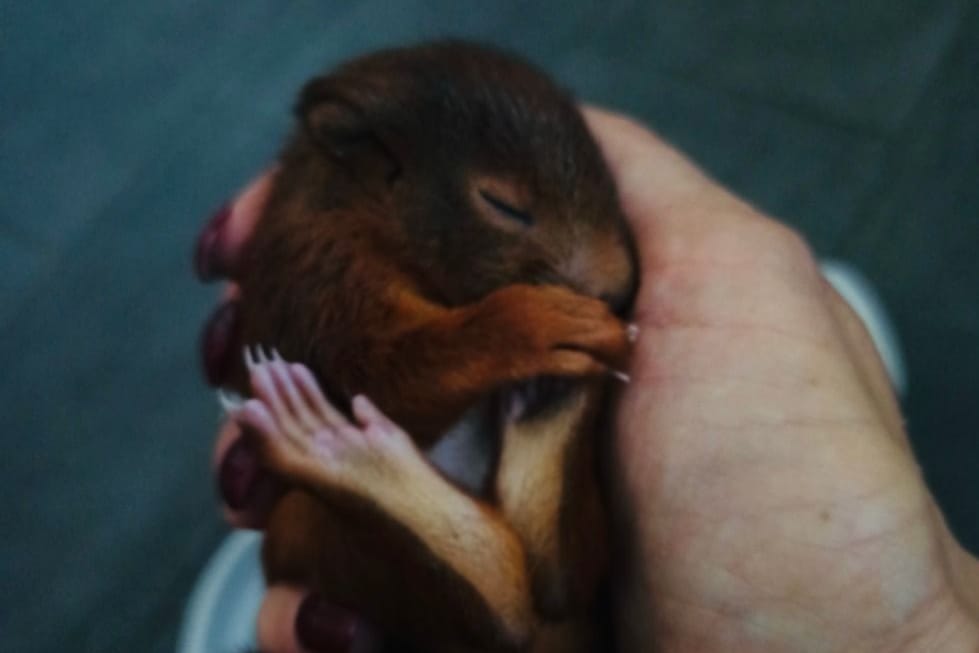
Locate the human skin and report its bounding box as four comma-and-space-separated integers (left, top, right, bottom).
201, 107, 979, 652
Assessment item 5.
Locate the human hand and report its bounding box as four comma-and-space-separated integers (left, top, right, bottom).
584, 107, 979, 652
197, 108, 979, 653
197, 173, 379, 653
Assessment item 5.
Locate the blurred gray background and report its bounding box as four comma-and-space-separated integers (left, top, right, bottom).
2, 2, 977, 651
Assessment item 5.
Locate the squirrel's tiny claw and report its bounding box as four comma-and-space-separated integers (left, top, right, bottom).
626, 324, 640, 343
611, 370, 631, 384
256, 345, 270, 364
217, 388, 244, 414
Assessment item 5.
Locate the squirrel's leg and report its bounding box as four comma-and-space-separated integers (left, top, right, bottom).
232, 350, 536, 651
495, 382, 610, 623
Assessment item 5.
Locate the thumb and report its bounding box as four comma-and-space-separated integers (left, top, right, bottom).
581, 106, 785, 265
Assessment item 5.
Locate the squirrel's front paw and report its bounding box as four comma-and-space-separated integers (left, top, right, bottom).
228, 346, 420, 495
481, 285, 637, 381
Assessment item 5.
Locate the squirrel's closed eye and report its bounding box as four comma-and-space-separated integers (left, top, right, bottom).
478, 190, 534, 226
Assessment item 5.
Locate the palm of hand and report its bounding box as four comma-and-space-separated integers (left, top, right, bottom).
592, 108, 972, 652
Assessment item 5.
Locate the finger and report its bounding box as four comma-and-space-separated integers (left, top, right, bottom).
200, 299, 242, 387
350, 395, 393, 431
581, 106, 780, 264
194, 169, 277, 281
212, 420, 284, 529
256, 586, 306, 653
257, 587, 378, 653
566, 319, 633, 371
231, 397, 280, 437
547, 349, 610, 379
245, 346, 292, 428
267, 349, 320, 431
581, 106, 745, 217
221, 283, 241, 301
583, 105, 830, 331
290, 363, 351, 429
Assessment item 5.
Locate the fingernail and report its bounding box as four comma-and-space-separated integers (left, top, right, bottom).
296, 595, 359, 652
217, 437, 262, 511
194, 203, 232, 281
201, 300, 241, 386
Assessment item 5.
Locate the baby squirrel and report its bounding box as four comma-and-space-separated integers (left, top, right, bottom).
200, 41, 638, 652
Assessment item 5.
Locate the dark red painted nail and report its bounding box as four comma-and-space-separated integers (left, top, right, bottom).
194, 203, 232, 281
296, 595, 359, 653
218, 438, 261, 511
201, 300, 240, 386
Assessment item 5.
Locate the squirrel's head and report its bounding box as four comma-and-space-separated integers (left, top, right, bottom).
290, 40, 637, 315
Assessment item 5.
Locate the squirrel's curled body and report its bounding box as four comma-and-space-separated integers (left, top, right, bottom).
227, 41, 638, 652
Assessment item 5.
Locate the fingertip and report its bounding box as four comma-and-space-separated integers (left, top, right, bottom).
290, 362, 313, 377
257, 588, 376, 653
230, 169, 277, 237
221, 283, 241, 302
200, 300, 242, 387
295, 594, 363, 653
213, 419, 244, 472
581, 105, 664, 164
351, 394, 370, 409
193, 169, 277, 282
228, 170, 278, 263
351, 395, 380, 425
234, 398, 275, 433
257, 586, 307, 653
220, 471, 283, 530
194, 202, 233, 281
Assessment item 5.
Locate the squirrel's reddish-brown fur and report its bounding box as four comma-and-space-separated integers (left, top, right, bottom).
222, 41, 637, 652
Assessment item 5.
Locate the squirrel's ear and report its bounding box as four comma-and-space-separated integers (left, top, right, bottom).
295, 79, 402, 183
